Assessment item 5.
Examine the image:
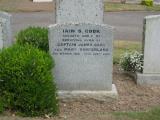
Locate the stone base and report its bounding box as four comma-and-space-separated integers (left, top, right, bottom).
33, 0, 52, 2
58, 84, 118, 102
136, 73, 160, 85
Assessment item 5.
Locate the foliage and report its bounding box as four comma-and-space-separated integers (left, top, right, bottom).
120, 51, 143, 73
0, 44, 58, 116
16, 26, 49, 52
105, 2, 160, 12
141, 0, 153, 7
113, 41, 141, 64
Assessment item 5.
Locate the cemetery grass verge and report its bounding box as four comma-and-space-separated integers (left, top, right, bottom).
105, 3, 160, 12
1, 107, 160, 120
113, 40, 141, 64
113, 107, 160, 120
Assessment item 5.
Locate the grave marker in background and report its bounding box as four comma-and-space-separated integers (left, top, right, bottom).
0, 12, 12, 49
55, 0, 103, 24
137, 15, 160, 85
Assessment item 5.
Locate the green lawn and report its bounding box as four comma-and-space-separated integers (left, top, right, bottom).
113, 40, 142, 64
105, 3, 160, 12
113, 107, 160, 120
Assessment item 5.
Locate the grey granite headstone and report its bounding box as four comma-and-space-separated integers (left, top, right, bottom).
56, 0, 103, 24
137, 15, 160, 85
49, 0, 118, 100
49, 23, 113, 91
0, 12, 12, 49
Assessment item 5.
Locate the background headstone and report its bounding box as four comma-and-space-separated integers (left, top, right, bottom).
56, 0, 103, 24
143, 15, 160, 74
0, 12, 12, 49
137, 15, 160, 85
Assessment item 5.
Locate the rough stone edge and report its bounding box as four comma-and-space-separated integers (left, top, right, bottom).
49, 23, 114, 31
58, 84, 118, 102
136, 73, 160, 86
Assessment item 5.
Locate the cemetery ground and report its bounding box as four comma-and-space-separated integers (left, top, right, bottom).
1, 0, 160, 12
0, 41, 160, 120
1, 65, 160, 120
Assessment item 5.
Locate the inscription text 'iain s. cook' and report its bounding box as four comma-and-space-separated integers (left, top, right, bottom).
53, 28, 110, 56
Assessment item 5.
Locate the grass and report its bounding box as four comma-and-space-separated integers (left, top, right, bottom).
0, 0, 19, 12
113, 40, 142, 64
105, 3, 160, 12
0, 0, 53, 12
0, 106, 160, 120
113, 107, 160, 120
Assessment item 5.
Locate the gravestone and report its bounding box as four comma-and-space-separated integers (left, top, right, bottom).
49, 0, 118, 100
0, 12, 12, 49
49, 23, 113, 90
55, 0, 103, 24
137, 15, 160, 85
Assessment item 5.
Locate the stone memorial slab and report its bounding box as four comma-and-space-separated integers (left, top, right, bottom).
137, 15, 160, 85
49, 0, 118, 100
56, 0, 103, 24
143, 15, 160, 74
49, 23, 113, 91
0, 12, 12, 49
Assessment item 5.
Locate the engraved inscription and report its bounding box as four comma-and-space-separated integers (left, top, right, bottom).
52, 28, 110, 56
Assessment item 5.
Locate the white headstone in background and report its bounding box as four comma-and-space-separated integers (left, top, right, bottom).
143, 15, 160, 74
56, 0, 103, 24
0, 12, 12, 49
137, 15, 160, 85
